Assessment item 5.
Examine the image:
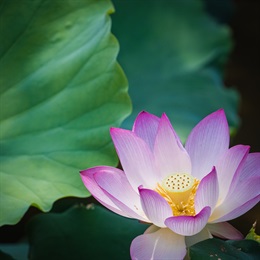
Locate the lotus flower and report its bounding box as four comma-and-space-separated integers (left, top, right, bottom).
80, 110, 260, 259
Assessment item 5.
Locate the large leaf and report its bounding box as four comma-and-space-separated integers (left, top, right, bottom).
189, 238, 260, 259
0, 0, 131, 225
27, 204, 147, 260
0, 250, 14, 260
0, 244, 28, 260
112, 0, 240, 141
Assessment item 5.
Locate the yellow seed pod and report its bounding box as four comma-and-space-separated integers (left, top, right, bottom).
161, 173, 195, 206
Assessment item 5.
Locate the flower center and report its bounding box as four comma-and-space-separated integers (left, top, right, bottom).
156, 173, 200, 216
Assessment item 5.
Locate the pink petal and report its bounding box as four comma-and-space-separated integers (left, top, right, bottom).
207, 222, 243, 240
236, 152, 260, 180
210, 152, 260, 223
153, 113, 191, 179
211, 194, 260, 223
132, 111, 160, 150
110, 128, 159, 190
94, 170, 147, 221
99, 187, 149, 221
210, 176, 260, 222
80, 167, 128, 218
195, 167, 219, 213
185, 227, 212, 247
215, 145, 250, 204
130, 227, 186, 260
165, 207, 211, 236
185, 109, 229, 180
139, 187, 173, 227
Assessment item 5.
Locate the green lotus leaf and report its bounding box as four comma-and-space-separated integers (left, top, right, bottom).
0, 250, 14, 260
189, 238, 260, 259
27, 204, 147, 260
0, 0, 131, 225
112, 0, 239, 141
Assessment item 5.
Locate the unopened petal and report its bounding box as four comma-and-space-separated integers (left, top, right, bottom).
185, 109, 229, 180
132, 111, 160, 150
154, 113, 191, 179
94, 170, 147, 221
207, 222, 243, 240
110, 128, 159, 190
80, 167, 128, 218
139, 187, 173, 227
195, 167, 219, 213
165, 207, 211, 236
130, 227, 186, 260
